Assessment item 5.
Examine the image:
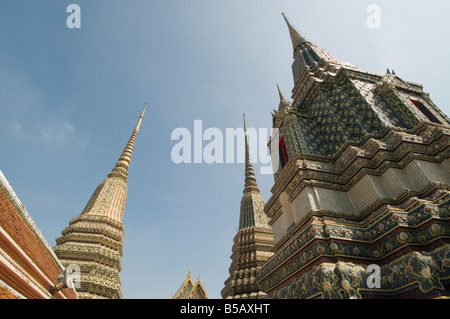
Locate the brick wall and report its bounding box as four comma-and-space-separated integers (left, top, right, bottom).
0, 176, 77, 299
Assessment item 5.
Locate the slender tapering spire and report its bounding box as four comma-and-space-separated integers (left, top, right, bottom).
108, 103, 147, 181
243, 114, 259, 194
282, 12, 308, 52
277, 84, 287, 102
54, 102, 148, 299
276, 84, 292, 110
222, 115, 274, 299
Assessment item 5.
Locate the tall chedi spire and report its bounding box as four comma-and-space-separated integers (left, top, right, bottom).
53, 103, 147, 299
221, 115, 274, 299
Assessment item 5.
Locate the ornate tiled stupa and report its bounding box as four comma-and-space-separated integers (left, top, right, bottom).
256, 13, 450, 299
222, 115, 274, 299
53, 103, 147, 299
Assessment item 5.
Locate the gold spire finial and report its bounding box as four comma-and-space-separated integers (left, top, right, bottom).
276, 84, 292, 111
108, 102, 148, 181
282, 12, 308, 52
277, 84, 286, 101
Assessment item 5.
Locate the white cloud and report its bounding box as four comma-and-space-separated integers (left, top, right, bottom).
0, 61, 88, 150
38, 120, 72, 144
8, 117, 87, 149
9, 120, 23, 133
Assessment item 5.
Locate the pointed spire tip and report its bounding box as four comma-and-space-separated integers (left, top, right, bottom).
277, 84, 284, 100
141, 102, 148, 117
108, 103, 146, 180
282, 12, 308, 51
242, 115, 259, 194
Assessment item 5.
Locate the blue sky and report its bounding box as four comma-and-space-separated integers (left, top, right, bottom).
0, 1, 449, 299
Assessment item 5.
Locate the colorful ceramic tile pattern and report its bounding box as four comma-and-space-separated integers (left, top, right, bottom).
256, 14, 450, 299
